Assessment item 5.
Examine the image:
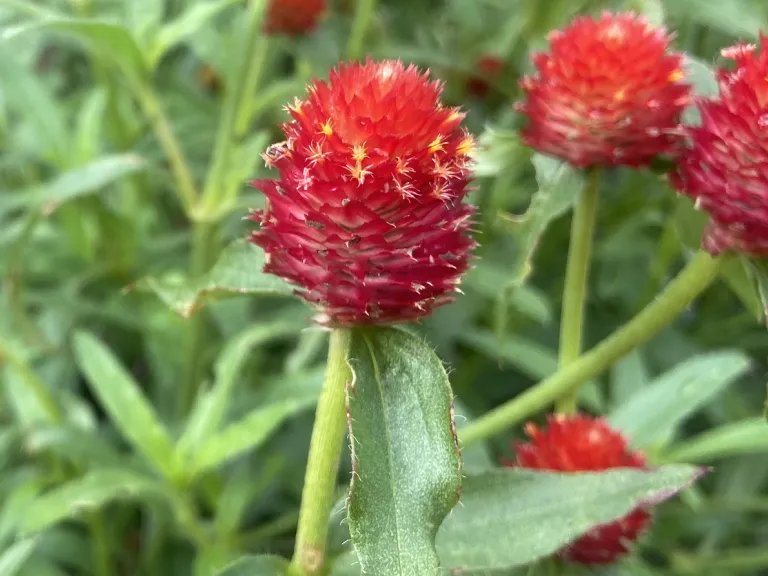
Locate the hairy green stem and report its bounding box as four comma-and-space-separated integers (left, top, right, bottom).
289, 330, 352, 576
234, 34, 271, 139
556, 168, 600, 414
346, 0, 378, 60
461, 251, 725, 446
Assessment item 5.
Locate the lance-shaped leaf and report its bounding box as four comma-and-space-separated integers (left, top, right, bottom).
436, 465, 705, 573
136, 240, 297, 317
213, 555, 289, 576
347, 327, 461, 576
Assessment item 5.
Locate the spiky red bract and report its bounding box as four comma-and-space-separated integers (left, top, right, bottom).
671, 35, 768, 256
265, 0, 325, 36
517, 11, 691, 168
467, 55, 504, 97
249, 59, 476, 327
507, 414, 651, 565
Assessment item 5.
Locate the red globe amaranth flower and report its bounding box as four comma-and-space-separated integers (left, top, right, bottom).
467, 56, 504, 97
671, 36, 768, 256
249, 59, 476, 326
507, 414, 651, 565
265, 0, 325, 36
517, 11, 692, 167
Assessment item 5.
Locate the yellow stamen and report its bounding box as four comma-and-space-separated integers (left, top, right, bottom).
319, 119, 333, 136
668, 69, 684, 83
352, 143, 367, 163
457, 135, 475, 157
613, 89, 626, 102
428, 135, 445, 154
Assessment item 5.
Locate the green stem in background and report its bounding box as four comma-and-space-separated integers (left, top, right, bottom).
556, 168, 600, 414
178, 221, 219, 417
289, 330, 352, 576
135, 84, 199, 215
88, 513, 111, 576
346, 0, 378, 60
199, 0, 268, 217
234, 33, 271, 139
461, 251, 726, 447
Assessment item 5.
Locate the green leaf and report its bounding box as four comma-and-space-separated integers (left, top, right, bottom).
472, 127, 522, 178
149, 0, 240, 68
24, 426, 124, 469
436, 466, 704, 572
137, 240, 296, 318
188, 396, 317, 477
0, 539, 36, 576
498, 154, 585, 286
745, 258, 768, 324
6, 19, 148, 82
178, 319, 307, 456
666, 0, 761, 40
720, 256, 763, 321
0, 42, 68, 164
212, 555, 289, 576
627, 0, 664, 26
0, 340, 63, 426
19, 469, 166, 534
72, 332, 180, 482
347, 327, 461, 576
683, 57, 718, 125
0, 154, 146, 218
608, 351, 751, 449
663, 418, 768, 463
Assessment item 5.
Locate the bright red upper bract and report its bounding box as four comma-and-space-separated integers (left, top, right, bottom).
508, 414, 651, 566
517, 11, 692, 168
249, 59, 476, 326
672, 34, 768, 256
265, 0, 325, 36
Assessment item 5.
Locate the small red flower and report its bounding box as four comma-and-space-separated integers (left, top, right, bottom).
265, 0, 325, 36
507, 414, 651, 565
467, 55, 504, 97
672, 36, 768, 256
517, 11, 692, 168
249, 59, 476, 326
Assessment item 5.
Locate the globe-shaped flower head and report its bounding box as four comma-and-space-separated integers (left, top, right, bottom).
265, 0, 325, 36
517, 11, 692, 168
672, 35, 768, 255
507, 414, 651, 565
249, 59, 476, 326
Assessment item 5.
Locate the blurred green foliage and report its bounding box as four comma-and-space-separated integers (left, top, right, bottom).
1, 0, 768, 575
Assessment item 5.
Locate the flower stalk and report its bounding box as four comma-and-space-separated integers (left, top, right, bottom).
556, 168, 600, 414
289, 329, 352, 576
461, 250, 726, 446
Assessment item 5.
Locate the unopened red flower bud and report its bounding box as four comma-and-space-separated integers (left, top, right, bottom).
467, 55, 504, 97
249, 59, 476, 326
517, 11, 691, 168
506, 414, 651, 565
265, 0, 325, 36
672, 35, 768, 256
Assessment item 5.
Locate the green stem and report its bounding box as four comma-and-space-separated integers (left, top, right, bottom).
88, 513, 111, 576
289, 330, 352, 576
237, 510, 300, 547
461, 251, 726, 447
135, 85, 199, 215
178, 222, 219, 417
556, 168, 600, 414
199, 0, 268, 218
234, 34, 271, 139
346, 0, 378, 60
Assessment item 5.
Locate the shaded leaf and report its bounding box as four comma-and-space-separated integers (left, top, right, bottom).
0, 538, 36, 576
19, 469, 165, 534
188, 396, 317, 477
6, 19, 148, 81
472, 127, 522, 178
347, 327, 461, 576
663, 418, 768, 463
436, 466, 704, 572
149, 0, 240, 68
0, 42, 68, 164
0, 155, 146, 218
213, 555, 289, 575
178, 319, 307, 456
666, 0, 761, 40
138, 240, 296, 318
24, 426, 124, 469
745, 258, 768, 325
73, 332, 180, 482
720, 257, 763, 321
609, 351, 751, 449
498, 154, 584, 286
